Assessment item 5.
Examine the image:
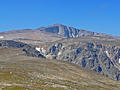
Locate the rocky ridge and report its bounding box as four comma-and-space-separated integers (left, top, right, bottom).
0, 40, 45, 58
0, 24, 113, 45
35, 36, 120, 81
38, 24, 110, 38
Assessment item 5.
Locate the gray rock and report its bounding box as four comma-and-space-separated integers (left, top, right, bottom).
38, 24, 107, 38
38, 37, 120, 81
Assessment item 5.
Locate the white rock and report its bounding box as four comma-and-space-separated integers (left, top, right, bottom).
41, 48, 46, 54
10, 72, 13, 74
58, 52, 62, 56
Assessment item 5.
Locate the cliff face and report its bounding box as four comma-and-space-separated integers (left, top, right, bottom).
38, 24, 107, 38
35, 36, 120, 81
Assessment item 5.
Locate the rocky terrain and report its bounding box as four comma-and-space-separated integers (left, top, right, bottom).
38, 24, 110, 38
0, 40, 45, 58
0, 24, 120, 89
31, 36, 120, 81
0, 47, 120, 90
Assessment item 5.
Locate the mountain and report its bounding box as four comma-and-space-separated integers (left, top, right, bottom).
0, 24, 120, 81
0, 24, 112, 45
38, 24, 109, 38
1, 24, 120, 89
0, 47, 120, 90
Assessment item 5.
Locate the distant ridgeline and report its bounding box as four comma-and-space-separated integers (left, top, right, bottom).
0, 40, 45, 58
0, 24, 112, 45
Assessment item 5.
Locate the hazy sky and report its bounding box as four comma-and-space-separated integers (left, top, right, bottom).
0, 0, 120, 36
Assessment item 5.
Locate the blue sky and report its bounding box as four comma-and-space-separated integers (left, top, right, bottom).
0, 0, 120, 36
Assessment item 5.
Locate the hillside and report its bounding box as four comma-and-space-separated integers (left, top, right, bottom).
33, 36, 120, 81
0, 48, 120, 90
0, 29, 63, 45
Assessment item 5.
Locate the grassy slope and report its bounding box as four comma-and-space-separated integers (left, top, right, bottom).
0, 48, 120, 90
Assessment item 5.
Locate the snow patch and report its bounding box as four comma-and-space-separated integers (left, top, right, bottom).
35, 47, 40, 52
119, 58, 120, 63
35, 47, 46, 54
72, 33, 75, 37
105, 51, 110, 57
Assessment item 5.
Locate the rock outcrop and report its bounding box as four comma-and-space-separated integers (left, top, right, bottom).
0, 40, 45, 58
36, 36, 120, 81
38, 24, 110, 38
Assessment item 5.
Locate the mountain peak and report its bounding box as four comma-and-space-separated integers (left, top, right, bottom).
53, 24, 64, 26
37, 24, 107, 38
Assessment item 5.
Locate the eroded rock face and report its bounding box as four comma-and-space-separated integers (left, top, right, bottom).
39, 24, 106, 38
37, 38, 120, 81
0, 40, 26, 48
0, 40, 45, 58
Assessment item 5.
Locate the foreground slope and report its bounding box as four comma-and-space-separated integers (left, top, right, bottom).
0, 48, 120, 90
